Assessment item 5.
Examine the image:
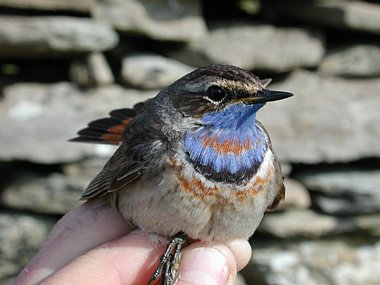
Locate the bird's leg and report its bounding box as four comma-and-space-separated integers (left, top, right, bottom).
148, 232, 189, 285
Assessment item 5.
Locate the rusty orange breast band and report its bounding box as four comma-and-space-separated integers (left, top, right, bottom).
202, 136, 251, 155
173, 162, 273, 204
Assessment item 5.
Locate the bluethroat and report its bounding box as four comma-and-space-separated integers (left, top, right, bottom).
71, 64, 293, 284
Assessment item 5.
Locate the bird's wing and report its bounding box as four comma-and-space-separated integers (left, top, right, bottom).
79, 142, 138, 199
71, 100, 163, 200
266, 175, 285, 211
80, 113, 164, 200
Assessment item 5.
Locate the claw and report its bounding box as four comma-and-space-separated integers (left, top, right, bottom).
148, 232, 189, 285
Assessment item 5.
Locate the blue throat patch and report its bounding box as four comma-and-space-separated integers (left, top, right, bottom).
184, 103, 268, 183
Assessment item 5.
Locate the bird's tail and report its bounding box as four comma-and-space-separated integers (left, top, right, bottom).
69, 108, 137, 145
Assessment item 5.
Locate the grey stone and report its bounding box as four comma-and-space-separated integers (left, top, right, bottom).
0, 212, 55, 279
1, 172, 83, 214
0, 16, 118, 56
259, 209, 380, 238
0, 0, 92, 13
273, 0, 380, 35
92, 0, 207, 42
279, 163, 292, 177
70, 53, 115, 87
63, 157, 110, 181
259, 70, 380, 163
354, 214, 380, 236
278, 178, 311, 210
319, 44, 380, 77
1, 158, 109, 215
121, 53, 194, 89
297, 169, 380, 215
169, 23, 325, 72
0, 83, 155, 163
243, 238, 380, 285
259, 209, 337, 238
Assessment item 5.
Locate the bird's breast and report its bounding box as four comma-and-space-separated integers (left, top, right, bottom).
202, 136, 252, 155
184, 126, 268, 184
168, 145, 276, 208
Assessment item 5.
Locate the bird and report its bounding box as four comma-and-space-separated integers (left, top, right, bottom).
70, 64, 293, 285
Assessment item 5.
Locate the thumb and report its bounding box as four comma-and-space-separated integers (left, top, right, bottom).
175, 242, 244, 285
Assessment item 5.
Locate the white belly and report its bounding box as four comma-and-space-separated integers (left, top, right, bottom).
115, 149, 278, 242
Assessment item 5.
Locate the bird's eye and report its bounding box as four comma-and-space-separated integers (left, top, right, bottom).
206, 85, 226, 102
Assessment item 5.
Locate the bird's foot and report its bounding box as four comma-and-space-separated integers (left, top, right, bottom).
148, 232, 189, 285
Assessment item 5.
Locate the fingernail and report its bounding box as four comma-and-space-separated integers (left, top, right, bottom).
179, 247, 229, 285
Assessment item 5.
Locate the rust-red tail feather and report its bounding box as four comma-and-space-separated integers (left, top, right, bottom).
70, 108, 137, 145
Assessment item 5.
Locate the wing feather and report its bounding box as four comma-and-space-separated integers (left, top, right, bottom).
80, 107, 164, 200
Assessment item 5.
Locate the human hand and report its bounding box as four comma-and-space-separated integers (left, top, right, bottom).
14, 201, 252, 285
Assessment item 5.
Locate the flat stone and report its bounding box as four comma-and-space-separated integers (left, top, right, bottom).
319, 44, 380, 77
1, 158, 111, 215
259, 209, 337, 238
92, 0, 207, 42
259, 209, 380, 238
259, 70, 380, 163
0, 83, 155, 163
70, 52, 115, 87
2, 172, 83, 214
273, 0, 380, 35
278, 178, 311, 210
354, 214, 380, 236
0, 16, 118, 56
63, 157, 109, 180
0, 0, 92, 13
121, 53, 194, 89
279, 163, 292, 177
296, 169, 380, 215
0, 212, 55, 279
243, 238, 380, 285
169, 23, 324, 72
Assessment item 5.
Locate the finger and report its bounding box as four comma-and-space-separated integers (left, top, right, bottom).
176, 240, 250, 285
14, 202, 133, 285
40, 230, 165, 285
224, 239, 252, 271
40, 237, 250, 285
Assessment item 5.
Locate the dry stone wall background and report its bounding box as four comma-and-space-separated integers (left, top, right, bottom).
0, 1, 379, 284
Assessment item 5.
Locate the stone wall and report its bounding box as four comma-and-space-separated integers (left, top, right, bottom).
1, 0, 379, 284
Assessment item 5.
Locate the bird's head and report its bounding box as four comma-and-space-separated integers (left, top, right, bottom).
154, 65, 293, 182
163, 64, 292, 130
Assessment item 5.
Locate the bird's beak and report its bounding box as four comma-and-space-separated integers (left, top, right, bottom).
238, 89, 293, 104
